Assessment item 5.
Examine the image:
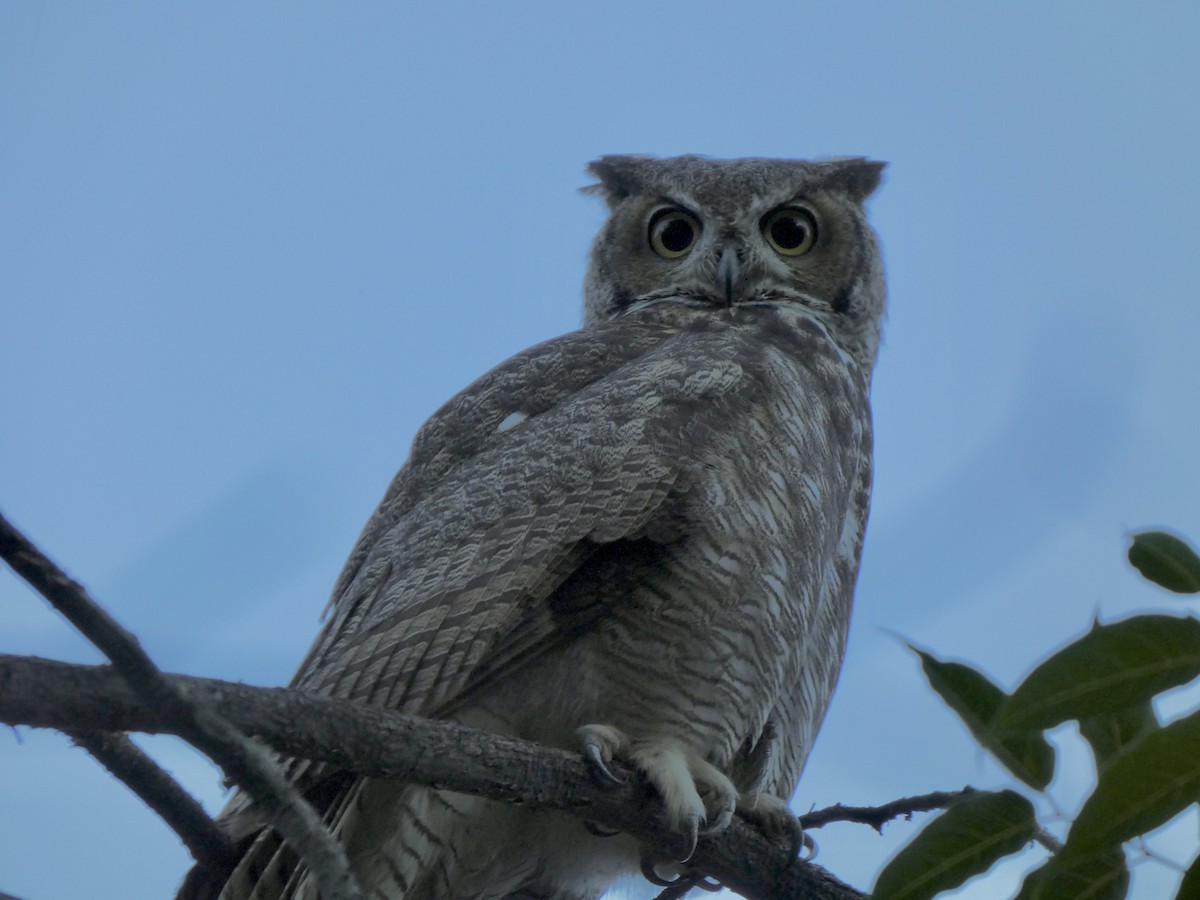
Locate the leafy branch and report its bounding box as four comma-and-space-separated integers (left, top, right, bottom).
871, 529, 1200, 900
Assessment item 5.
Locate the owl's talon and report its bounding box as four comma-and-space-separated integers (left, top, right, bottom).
640, 855, 682, 887
698, 792, 735, 835
680, 814, 700, 862
629, 742, 737, 852
799, 830, 817, 861
585, 743, 623, 784
578, 725, 737, 861
578, 724, 628, 784
739, 792, 806, 859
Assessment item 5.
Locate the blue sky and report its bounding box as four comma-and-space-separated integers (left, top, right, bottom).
2, 4, 1198, 898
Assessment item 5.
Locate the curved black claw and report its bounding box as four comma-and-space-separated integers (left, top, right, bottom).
640, 855, 683, 888
584, 743, 623, 784
584, 820, 621, 838
799, 830, 817, 861
679, 814, 700, 863
646, 871, 725, 899
656, 813, 702, 863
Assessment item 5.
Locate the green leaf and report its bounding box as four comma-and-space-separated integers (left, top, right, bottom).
996, 615, 1200, 732
1129, 531, 1200, 594
872, 790, 1037, 900
1015, 847, 1129, 900
1176, 849, 1200, 899
1078, 702, 1158, 770
1061, 708, 1200, 861
914, 647, 1055, 790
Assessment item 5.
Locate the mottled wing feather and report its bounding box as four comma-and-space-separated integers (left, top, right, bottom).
314, 321, 680, 629
292, 321, 677, 692
292, 318, 747, 721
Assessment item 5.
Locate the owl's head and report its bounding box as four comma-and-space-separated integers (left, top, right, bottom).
583, 154, 886, 365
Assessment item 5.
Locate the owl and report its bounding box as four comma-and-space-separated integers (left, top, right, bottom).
181, 154, 886, 900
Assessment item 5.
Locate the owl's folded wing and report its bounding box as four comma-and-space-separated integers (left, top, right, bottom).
291, 316, 754, 719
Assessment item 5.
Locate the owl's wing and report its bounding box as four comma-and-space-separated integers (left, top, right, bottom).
291, 316, 749, 719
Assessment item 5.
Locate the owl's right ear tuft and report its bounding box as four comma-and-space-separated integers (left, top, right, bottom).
582, 155, 654, 205
818, 158, 888, 203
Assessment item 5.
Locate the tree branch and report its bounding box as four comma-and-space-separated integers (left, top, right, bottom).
67, 730, 240, 873
0, 653, 864, 900
0, 512, 363, 900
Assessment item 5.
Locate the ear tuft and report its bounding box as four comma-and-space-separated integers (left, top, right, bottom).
581, 155, 656, 205
817, 158, 887, 203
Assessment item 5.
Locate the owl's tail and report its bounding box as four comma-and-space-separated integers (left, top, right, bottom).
177, 777, 494, 900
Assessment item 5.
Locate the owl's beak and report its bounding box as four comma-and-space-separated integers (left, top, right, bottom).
715, 244, 740, 307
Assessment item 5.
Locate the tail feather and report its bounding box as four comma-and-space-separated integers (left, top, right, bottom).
337, 782, 485, 898
180, 776, 605, 899
277, 778, 492, 899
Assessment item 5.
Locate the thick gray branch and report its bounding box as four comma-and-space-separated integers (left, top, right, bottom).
0, 654, 864, 900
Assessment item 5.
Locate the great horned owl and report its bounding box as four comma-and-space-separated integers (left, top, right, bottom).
183, 154, 886, 900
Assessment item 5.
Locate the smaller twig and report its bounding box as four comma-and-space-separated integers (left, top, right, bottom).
0, 514, 163, 689
800, 787, 978, 833
0, 512, 363, 900
802, 789, 1065, 860
1032, 828, 1064, 854
187, 697, 363, 898
1130, 837, 1187, 873
68, 729, 239, 872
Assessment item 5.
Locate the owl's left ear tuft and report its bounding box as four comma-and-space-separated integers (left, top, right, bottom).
818, 158, 887, 203
582, 155, 655, 206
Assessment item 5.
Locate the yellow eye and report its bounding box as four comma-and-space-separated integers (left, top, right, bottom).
648, 208, 701, 258
761, 206, 818, 256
